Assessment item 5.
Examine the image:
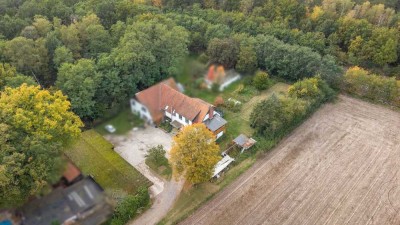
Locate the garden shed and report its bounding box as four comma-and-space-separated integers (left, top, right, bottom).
233, 134, 257, 153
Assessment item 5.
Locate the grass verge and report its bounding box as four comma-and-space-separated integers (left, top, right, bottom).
159, 157, 255, 225
94, 109, 144, 135
65, 130, 151, 196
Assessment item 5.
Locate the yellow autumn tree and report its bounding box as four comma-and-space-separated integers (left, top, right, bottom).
310, 6, 324, 21
170, 123, 221, 184
0, 84, 83, 208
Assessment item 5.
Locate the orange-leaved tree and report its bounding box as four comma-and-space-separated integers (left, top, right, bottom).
170, 123, 221, 184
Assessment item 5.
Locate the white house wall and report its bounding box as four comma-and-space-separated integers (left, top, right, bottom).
203, 110, 220, 122
219, 75, 241, 91
216, 131, 224, 139
130, 99, 153, 123
165, 110, 192, 126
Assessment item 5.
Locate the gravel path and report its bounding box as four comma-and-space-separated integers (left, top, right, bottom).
131, 179, 184, 225
180, 95, 400, 225
104, 126, 183, 225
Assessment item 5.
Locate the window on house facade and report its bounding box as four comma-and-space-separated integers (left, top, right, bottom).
179, 115, 182, 120
131, 101, 136, 105
185, 118, 189, 123
141, 107, 146, 112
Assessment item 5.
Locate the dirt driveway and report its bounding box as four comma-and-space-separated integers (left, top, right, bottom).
105, 126, 173, 196
181, 95, 400, 225
106, 126, 184, 225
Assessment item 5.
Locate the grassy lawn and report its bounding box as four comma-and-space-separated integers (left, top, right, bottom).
241, 82, 290, 121
146, 159, 172, 180
94, 108, 143, 135
65, 130, 151, 197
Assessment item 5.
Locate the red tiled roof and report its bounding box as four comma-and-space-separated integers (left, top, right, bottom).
63, 162, 81, 182
135, 78, 212, 123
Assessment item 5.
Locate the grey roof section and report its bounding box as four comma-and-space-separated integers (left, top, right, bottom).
21, 177, 111, 225
233, 134, 248, 146
233, 134, 256, 148
204, 115, 227, 132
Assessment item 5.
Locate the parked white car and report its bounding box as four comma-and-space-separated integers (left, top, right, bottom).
105, 124, 116, 133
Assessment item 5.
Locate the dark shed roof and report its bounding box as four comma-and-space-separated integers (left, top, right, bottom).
204, 115, 227, 132
233, 134, 256, 148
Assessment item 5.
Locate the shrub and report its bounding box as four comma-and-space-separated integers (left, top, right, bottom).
146, 145, 168, 167
111, 187, 150, 225
214, 96, 224, 107
211, 83, 220, 92
288, 76, 335, 102
253, 71, 270, 90
198, 53, 209, 64
159, 121, 173, 133
242, 75, 253, 86
195, 78, 206, 89
225, 99, 242, 112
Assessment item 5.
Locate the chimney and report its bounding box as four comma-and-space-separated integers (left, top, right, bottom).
209, 106, 214, 120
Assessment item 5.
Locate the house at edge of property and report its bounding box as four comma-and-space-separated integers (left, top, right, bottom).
130, 78, 227, 139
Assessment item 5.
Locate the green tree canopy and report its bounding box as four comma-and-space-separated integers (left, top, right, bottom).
250, 94, 308, 137
53, 46, 74, 68
56, 59, 100, 119
110, 15, 189, 87
0, 63, 36, 90
4, 37, 50, 83
207, 38, 239, 69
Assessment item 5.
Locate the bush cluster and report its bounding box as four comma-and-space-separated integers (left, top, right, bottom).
110, 187, 150, 225
145, 145, 169, 168
251, 77, 335, 138
253, 71, 270, 90
343, 67, 400, 107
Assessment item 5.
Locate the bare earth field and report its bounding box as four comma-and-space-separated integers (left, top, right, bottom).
180, 95, 400, 225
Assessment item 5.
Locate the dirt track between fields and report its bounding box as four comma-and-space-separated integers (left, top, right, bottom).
180, 95, 400, 225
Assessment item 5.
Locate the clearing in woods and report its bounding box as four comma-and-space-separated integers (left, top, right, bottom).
180, 95, 400, 225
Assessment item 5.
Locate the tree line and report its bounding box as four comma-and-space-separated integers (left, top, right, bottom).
1, 0, 399, 122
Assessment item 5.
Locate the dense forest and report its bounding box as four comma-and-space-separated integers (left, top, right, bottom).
1, 0, 399, 122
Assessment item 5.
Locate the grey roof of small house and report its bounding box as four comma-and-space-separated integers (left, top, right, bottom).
204, 115, 227, 132
21, 177, 111, 225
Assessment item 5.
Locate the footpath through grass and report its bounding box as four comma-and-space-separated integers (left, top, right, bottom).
218, 82, 289, 151
65, 130, 151, 196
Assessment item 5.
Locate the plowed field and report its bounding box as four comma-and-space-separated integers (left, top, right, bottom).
181, 95, 400, 225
